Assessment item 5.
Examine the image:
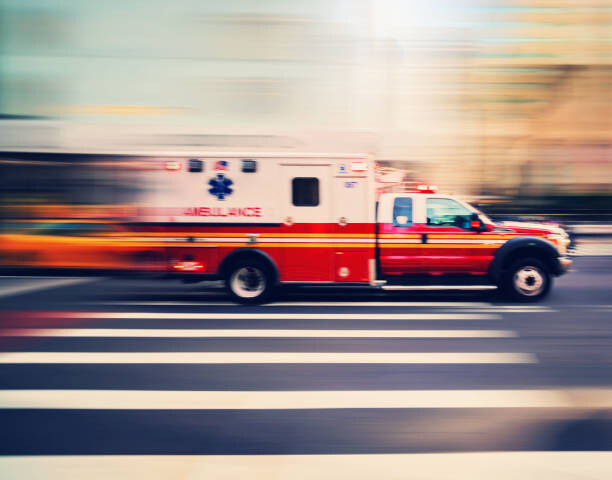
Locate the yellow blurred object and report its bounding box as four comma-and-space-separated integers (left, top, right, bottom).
0, 221, 164, 271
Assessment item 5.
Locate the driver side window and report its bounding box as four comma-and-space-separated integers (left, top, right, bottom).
393, 197, 413, 227
426, 198, 472, 229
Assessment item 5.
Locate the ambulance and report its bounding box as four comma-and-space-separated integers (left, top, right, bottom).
133, 152, 572, 303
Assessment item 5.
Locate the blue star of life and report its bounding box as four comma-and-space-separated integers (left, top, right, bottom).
208, 174, 233, 200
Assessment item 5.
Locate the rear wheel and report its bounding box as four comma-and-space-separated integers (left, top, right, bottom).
501, 257, 552, 302
225, 259, 274, 304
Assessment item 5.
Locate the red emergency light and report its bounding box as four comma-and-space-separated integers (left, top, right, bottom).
351, 161, 368, 173
173, 261, 205, 272
164, 160, 182, 171
416, 184, 438, 193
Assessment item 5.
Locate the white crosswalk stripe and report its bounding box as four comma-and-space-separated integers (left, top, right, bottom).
1, 328, 518, 338
572, 244, 612, 256
0, 351, 537, 364
1, 453, 611, 480
4, 388, 609, 410
69, 312, 500, 320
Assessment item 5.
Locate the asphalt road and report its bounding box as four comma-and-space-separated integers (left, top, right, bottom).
1, 256, 612, 478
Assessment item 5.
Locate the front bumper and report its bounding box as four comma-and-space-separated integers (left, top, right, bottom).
558, 256, 573, 274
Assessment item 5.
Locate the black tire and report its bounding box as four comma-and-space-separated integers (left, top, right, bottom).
225, 258, 275, 304
501, 257, 552, 302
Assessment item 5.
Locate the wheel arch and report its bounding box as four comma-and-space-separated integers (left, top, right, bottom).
489, 236, 561, 282
218, 248, 280, 284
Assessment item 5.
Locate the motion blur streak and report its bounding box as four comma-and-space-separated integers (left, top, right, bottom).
0, 328, 518, 338
0, 0, 610, 232
0, 352, 537, 364
1, 453, 612, 480
0, 0, 611, 478
2, 388, 611, 409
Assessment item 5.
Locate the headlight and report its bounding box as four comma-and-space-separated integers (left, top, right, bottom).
546, 233, 570, 255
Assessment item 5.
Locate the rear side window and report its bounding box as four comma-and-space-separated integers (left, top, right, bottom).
292, 177, 319, 206
393, 197, 413, 226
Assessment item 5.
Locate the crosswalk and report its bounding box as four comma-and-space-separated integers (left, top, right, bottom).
3, 388, 610, 409
2, 328, 518, 338
572, 243, 612, 256
1, 301, 611, 479
2, 453, 612, 480
0, 351, 538, 364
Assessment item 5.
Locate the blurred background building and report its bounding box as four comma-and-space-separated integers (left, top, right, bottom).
0, 0, 610, 218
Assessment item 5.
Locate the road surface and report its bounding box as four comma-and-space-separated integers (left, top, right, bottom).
1, 256, 612, 478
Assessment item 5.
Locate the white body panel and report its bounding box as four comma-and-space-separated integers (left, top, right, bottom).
136, 154, 374, 225
280, 164, 332, 224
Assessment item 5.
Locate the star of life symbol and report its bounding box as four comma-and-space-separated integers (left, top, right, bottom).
208, 174, 233, 200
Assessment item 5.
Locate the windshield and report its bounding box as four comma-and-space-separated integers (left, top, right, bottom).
470, 205, 494, 224
455, 199, 495, 225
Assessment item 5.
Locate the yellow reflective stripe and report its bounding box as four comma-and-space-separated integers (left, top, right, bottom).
116, 242, 375, 248
379, 244, 500, 249
255, 243, 374, 248
115, 233, 375, 238
116, 242, 501, 249
258, 233, 375, 238
427, 234, 516, 240
378, 234, 422, 239
421, 244, 502, 249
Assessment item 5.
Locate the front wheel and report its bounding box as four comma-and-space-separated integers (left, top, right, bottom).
225, 259, 274, 304
501, 257, 552, 302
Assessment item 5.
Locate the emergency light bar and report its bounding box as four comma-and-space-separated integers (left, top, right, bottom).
416, 184, 438, 193
351, 161, 368, 172
164, 160, 181, 171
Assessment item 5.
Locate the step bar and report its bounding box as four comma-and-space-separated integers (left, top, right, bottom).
381, 285, 498, 291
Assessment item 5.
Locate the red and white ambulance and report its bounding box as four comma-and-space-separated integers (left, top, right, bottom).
130, 152, 572, 303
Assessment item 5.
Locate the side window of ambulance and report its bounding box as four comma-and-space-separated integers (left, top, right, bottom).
292, 177, 319, 206
426, 198, 472, 228
392, 197, 413, 227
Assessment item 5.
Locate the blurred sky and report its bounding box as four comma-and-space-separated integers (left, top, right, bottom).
0, 0, 610, 195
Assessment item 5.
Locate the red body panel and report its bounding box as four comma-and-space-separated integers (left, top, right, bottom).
129, 223, 376, 283
378, 223, 422, 274
413, 224, 492, 274
126, 219, 555, 282
377, 222, 551, 277
334, 251, 370, 282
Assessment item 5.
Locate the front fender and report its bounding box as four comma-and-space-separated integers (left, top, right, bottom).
488, 236, 562, 281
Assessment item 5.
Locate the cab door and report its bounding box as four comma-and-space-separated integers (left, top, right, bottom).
417, 197, 488, 274
377, 195, 422, 275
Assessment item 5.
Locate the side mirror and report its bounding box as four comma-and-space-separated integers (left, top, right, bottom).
470, 213, 487, 232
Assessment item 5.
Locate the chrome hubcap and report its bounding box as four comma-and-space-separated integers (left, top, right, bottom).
513, 266, 545, 296
230, 266, 265, 298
